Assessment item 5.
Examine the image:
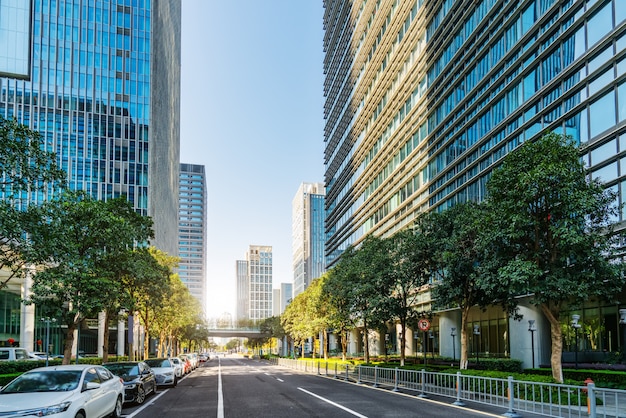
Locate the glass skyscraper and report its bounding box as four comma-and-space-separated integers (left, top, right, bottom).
0, 0, 180, 352
179, 163, 207, 312
292, 182, 326, 297
0, 0, 180, 254
323, 0, 626, 366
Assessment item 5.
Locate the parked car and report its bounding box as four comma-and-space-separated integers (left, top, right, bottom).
29, 351, 48, 360
103, 361, 157, 405
144, 358, 178, 387
0, 347, 38, 361
198, 353, 208, 362
169, 357, 185, 378
0, 364, 124, 418
178, 355, 192, 374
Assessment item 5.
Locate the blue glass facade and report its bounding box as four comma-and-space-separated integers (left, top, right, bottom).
323, 0, 626, 265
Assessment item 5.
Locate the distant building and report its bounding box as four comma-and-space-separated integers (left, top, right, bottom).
236, 260, 249, 322
292, 183, 326, 296
273, 289, 281, 317
280, 282, 293, 314
272, 283, 293, 317
236, 245, 273, 322
178, 163, 207, 312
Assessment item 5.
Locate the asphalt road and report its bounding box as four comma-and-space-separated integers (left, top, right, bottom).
121, 355, 541, 418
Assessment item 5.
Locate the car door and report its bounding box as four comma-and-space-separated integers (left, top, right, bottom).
82, 367, 109, 417
96, 366, 121, 413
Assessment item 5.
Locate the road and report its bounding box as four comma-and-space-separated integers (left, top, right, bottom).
121, 355, 535, 418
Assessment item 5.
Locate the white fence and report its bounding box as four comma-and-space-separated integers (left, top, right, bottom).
269, 358, 626, 418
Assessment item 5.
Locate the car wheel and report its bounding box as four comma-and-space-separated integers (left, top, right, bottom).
135, 386, 146, 405
109, 395, 123, 418
75, 412, 85, 418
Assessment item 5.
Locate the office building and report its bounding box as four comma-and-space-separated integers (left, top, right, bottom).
178, 163, 207, 311
280, 282, 293, 314
0, 0, 181, 353
292, 182, 326, 296
323, 0, 626, 367
235, 245, 273, 322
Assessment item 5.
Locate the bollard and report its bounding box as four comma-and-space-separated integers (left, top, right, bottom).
357, 365, 362, 384
334, 362, 338, 379
418, 369, 428, 398
345, 364, 349, 381
452, 371, 465, 406
373, 366, 379, 388
502, 376, 521, 417
392, 367, 399, 392
587, 382, 596, 418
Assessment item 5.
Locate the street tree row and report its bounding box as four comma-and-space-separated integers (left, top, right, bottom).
0, 117, 203, 363
282, 132, 625, 383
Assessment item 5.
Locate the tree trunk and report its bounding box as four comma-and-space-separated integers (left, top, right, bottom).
62, 321, 76, 365
102, 311, 110, 363
460, 306, 470, 370
541, 303, 564, 383
341, 330, 347, 361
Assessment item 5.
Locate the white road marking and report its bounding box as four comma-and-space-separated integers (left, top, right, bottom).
217, 359, 224, 418
276, 378, 284, 382
298, 387, 368, 418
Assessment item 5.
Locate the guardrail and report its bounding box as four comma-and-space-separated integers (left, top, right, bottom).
268, 358, 626, 418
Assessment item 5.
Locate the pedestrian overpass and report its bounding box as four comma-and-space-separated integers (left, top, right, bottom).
207, 328, 269, 339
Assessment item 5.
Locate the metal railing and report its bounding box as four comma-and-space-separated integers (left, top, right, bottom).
268, 358, 626, 418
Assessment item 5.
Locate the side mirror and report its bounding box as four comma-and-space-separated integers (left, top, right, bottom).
84, 381, 101, 391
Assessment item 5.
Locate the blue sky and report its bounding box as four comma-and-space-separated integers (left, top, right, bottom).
180, 1, 326, 318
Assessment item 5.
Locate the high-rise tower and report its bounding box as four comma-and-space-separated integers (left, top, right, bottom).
179, 163, 207, 311
292, 182, 326, 296
0, 0, 180, 255
236, 245, 273, 322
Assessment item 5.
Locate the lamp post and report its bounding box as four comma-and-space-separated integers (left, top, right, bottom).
41, 317, 56, 367
619, 309, 626, 362
571, 314, 582, 370
528, 320, 537, 369
473, 324, 480, 365
451, 327, 457, 362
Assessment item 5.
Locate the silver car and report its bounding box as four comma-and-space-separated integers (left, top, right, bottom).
144, 358, 178, 387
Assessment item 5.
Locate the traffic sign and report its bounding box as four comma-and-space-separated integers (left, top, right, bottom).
417, 319, 430, 331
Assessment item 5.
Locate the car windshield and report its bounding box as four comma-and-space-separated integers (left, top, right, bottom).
106, 364, 139, 376
1, 370, 81, 393
145, 359, 169, 368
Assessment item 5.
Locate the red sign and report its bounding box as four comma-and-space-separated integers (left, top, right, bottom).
417, 319, 430, 331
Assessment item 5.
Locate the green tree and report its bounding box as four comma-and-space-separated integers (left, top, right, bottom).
340, 236, 390, 363
427, 202, 510, 369
382, 229, 432, 366
0, 117, 65, 288
24, 191, 151, 364
322, 267, 354, 361
282, 290, 315, 358
485, 132, 625, 382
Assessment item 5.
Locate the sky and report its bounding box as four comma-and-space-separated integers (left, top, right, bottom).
180, 1, 326, 318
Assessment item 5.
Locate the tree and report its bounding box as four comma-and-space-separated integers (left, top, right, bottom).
322, 267, 354, 361
281, 290, 316, 358
485, 132, 625, 382
383, 228, 433, 366
24, 191, 152, 364
0, 117, 65, 288
428, 203, 512, 369
340, 236, 390, 363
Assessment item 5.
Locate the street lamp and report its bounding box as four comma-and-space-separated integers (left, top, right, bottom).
571, 314, 582, 370
473, 324, 480, 365
41, 317, 56, 367
618, 309, 626, 361
528, 320, 537, 369
451, 327, 457, 362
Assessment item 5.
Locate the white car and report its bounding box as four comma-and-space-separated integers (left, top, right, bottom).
0, 364, 124, 418
169, 357, 185, 378
144, 358, 178, 387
